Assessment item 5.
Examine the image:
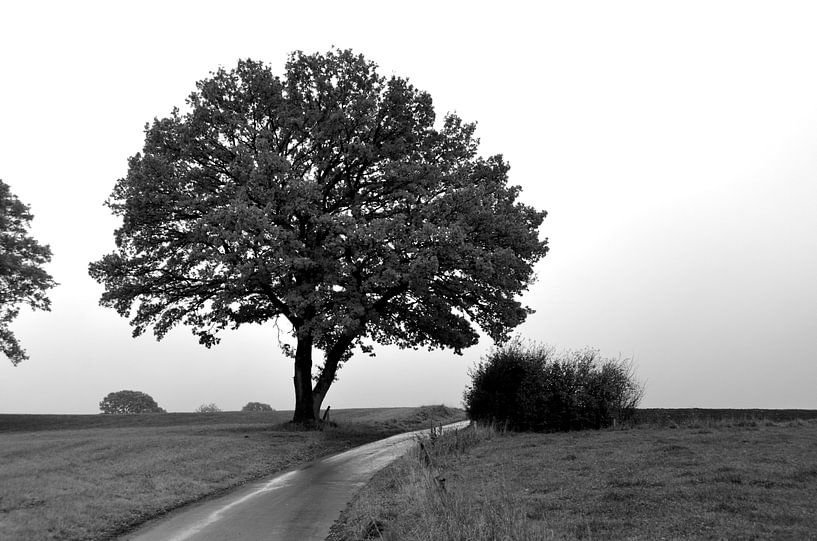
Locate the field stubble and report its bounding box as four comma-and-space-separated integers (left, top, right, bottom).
330, 417, 817, 540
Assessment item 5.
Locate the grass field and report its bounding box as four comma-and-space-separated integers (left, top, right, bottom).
0, 405, 464, 540
331, 413, 817, 540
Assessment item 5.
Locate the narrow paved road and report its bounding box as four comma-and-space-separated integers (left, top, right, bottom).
123, 421, 469, 541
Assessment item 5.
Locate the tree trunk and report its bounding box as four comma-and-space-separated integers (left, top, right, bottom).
310, 376, 335, 421
310, 332, 356, 421
291, 328, 358, 424
311, 391, 326, 421
292, 331, 316, 424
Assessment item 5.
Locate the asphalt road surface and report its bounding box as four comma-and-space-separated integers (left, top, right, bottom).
123, 420, 469, 541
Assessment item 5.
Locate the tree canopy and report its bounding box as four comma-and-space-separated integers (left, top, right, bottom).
0, 179, 55, 365
99, 390, 165, 414
89, 49, 548, 422
195, 402, 222, 413
242, 401, 274, 412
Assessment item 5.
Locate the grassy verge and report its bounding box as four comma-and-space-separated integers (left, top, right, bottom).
330, 417, 817, 540
0, 405, 463, 540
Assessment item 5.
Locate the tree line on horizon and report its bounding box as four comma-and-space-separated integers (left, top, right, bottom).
98, 390, 274, 414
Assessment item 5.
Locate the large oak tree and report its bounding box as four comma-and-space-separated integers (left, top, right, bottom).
89, 49, 548, 423
0, 179, 55, 365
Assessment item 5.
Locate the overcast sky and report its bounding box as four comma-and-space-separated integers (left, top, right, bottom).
1, 1, 815, 414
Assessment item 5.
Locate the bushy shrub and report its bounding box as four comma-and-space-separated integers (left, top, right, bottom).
464, 340, 643, 431
99, 390, 165, 414
241, 401, 274, 412
195, 402, 222, 413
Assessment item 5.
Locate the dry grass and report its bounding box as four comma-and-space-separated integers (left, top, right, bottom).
0, 406, 464, 540
331, 419, 817, 540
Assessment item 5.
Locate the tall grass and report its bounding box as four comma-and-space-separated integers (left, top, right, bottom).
332, 419, 817, 541
336, 424, 552, 540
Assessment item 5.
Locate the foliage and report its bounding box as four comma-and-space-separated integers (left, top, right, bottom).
0, 179, 56, 365
464, 340, 644, 431
99, 390, 165, 414
89, 48, 548, 422
407, 404, 457, 423
241, 401, 274, 412
195, 403, 222, 413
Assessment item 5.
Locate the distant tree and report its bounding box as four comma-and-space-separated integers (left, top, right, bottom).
89, 49, 548, 424
99, 390, 165, 414
242, 401, 274, 412
195, 402, 222, 413
0, 179, 56, 365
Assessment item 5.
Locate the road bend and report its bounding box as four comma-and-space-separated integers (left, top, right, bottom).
123, 420, 470, 541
